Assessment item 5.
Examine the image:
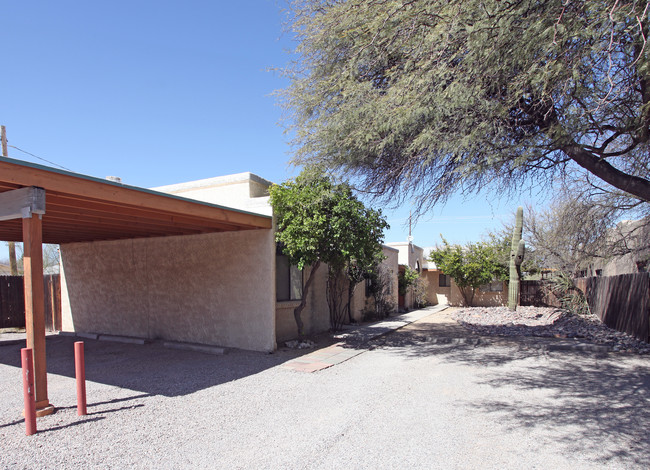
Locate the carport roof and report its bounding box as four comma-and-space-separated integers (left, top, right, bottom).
0, 156, 272, 244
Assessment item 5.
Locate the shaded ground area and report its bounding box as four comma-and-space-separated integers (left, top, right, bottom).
371, 310, 650, 468
1, 308, 648, 469
0, 334, 320, 398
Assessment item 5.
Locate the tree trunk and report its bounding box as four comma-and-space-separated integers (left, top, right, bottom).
562, 142, 650, 202
327, 267, 346, 331
346, 280, 357, 324
8, 242, 18, 275
460, 286, 474, 307
293, 260, 320, 337
530, 102, 650, 202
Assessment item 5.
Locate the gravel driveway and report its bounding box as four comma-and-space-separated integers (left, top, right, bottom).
1, 313, 649, 469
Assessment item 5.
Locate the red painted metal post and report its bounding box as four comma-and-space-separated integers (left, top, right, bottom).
74, 341, 87, 416
21, 348, 37, 436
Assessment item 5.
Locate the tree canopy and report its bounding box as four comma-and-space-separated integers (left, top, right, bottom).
281, 0, 650, 212
269, 169, 388, 334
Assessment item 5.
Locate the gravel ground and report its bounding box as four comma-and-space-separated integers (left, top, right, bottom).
1, 320, 649, 469
452, 306, 650, 353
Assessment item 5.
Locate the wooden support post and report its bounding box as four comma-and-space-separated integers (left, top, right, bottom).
22, 214, 54, 417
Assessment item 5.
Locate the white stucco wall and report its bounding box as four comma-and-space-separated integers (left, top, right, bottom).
151, 173, 273, 216
387, 242, 425, 309
387, 242, 425, 272
60, 228, 276, 352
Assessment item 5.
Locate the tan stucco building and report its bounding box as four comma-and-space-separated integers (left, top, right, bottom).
384, 242, 508, 308
421, 246, 507, 307
60, 172, 398, 351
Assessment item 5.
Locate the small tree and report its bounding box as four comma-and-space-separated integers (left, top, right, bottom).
365, 263, 395, 320
269, 170, 388, 335
412, 276, 429, 309
526, 187, 650, 274
398, 266, 419, 297
4, 243, 60, 275
429, 237, 506, 306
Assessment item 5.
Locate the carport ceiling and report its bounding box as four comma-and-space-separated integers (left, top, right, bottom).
0, 157, 272, 244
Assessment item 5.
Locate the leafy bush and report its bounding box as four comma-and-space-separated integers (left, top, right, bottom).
413, 276, 429, 308
398, 267, 419, 297
429, 237, 506, 306
364, 264, 395, 320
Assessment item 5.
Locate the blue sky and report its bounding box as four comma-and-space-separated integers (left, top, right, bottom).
1, 0, 539, 247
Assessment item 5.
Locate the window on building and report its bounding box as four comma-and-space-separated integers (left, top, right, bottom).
276, 253, 303, 301
439, 273, 451, 287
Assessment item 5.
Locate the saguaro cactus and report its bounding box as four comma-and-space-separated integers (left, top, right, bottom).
508, 207, 526, 311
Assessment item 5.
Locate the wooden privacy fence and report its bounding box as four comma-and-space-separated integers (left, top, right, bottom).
520, 275, 649, 343
0, 274, 61, 331
520, 280, 562, 308
578, 273, 649, 343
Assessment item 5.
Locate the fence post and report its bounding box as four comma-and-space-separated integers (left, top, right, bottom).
74, 341, 87, 416
21, 348, 37, 435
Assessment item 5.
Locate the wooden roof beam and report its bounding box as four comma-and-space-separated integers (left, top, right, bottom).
0, 187, 46, 221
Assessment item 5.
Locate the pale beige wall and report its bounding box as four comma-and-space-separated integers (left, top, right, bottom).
387, 242, 425, 310
276, 263, 330, 343
60, 229, 276, 352
151, 173, 273, 216
423, 270, 446, 305
423, 270, 506, 307
275, 246, 399, 342
449, 280, 507, 307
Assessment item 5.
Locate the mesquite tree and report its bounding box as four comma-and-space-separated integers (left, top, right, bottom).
281, 0, 650, 214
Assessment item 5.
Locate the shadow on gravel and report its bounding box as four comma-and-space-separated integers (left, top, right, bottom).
470, 350, 650, 467
0, 335, 301, 397
376, 330, 650, 467
0, 418, 24, 429
38, 416, 106, 433
53, 396, 148, 416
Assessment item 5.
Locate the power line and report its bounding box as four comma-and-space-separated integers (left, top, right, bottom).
7, 144, 73, 172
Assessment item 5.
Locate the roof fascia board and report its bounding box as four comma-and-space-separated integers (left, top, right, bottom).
0, 157, 271, 229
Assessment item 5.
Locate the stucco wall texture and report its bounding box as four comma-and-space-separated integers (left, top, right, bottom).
422, 270, 507, 307
275, 246, 399, 343
60, 229, 276, 352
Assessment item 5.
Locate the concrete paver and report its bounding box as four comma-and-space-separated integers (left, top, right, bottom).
281, 304, 449, 372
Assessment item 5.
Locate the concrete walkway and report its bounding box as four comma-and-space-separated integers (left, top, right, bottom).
281, 304, 449, 372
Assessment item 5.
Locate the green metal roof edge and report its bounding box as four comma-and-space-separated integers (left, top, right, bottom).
0, 155, 272, 221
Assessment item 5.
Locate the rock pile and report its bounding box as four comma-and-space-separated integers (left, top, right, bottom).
452, 306, 650, 354
284, 339, 316, 349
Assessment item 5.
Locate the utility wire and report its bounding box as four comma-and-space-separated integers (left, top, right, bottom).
7, 144, 73, 172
